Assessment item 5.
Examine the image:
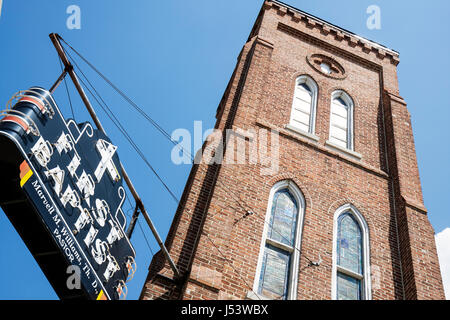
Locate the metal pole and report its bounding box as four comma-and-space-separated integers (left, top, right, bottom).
49, 69, 68, 94
126, 205, 139, 239
49, 33, 181, 279
49, 34, 105, 132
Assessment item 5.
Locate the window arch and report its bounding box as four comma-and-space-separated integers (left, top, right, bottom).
289, 75, 318, 134
332, 204, 371, 300
329, 90, 354, 150
252, 180, 305, 300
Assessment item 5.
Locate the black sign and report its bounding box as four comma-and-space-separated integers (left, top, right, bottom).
0, 87, 136, 300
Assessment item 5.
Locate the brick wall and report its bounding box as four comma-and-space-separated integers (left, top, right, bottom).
139, 1, 445, 300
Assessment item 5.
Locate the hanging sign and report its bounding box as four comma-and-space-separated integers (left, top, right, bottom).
0, 87, 136, 300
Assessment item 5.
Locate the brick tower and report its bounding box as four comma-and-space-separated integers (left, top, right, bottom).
140, 1, 445, 300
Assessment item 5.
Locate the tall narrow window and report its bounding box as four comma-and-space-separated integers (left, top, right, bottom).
289, 76, 318, 134
252, 181, 305, 300
332, 204, 371, 300
329, 91, 354, 150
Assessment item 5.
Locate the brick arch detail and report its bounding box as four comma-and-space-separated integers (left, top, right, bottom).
263, 172, 314, 212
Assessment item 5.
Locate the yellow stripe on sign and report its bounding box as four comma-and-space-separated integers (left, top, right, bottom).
19, 160, 33, 187
96, 290, 108, 300
20, 170, 33, 187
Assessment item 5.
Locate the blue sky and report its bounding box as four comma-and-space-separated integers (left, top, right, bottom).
0, 0, 449, 300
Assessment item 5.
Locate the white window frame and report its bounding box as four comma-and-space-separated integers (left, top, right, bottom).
289, 75, 318, 135
331, 204, 371, 300
328, 90, 354, 151
251, 180, 305, 300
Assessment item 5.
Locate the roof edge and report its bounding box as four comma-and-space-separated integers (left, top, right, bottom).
269, 0, 399, 57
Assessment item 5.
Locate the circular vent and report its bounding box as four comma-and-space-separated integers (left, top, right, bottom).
306, 54, 346, 80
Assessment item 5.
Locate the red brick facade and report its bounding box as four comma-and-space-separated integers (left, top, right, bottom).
140, 1, 445, 300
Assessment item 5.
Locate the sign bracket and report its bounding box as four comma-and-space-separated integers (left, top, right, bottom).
126, 204, 139, 240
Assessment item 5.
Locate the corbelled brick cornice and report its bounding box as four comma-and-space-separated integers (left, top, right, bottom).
264, 0, 400, 66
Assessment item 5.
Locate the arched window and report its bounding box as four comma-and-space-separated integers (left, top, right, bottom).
332, 204, 371, 300
329, 90, 354, 150
289, 76, 318, 134
252, 180, 305, 300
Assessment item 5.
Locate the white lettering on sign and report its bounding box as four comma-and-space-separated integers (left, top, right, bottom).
106, 219, 124, 245
67, 154, 80, 177
94, 139, 120, 182
93, 199, 109, 227
31, 179, 55, 215
83, 224, 98, 248
76, 170, 95, 207
91, 239, 109, 265
75, 208, 92, 233
103, 255, 120, 282
31, 136, 53, 167
60, 184, 80, 208
45, 166, 65, 196
55, 133, 73, 154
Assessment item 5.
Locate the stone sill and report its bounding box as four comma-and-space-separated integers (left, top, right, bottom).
256, 119, 388, 179
325, 140, 362, 161
246, 291, 270, 300
285, 124, 320, 143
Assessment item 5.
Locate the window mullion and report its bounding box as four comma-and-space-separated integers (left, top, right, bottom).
337, 265, 363, 280
266, 238, 294, 253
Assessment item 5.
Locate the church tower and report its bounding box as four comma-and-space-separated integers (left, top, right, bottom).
140, 1, 445, 300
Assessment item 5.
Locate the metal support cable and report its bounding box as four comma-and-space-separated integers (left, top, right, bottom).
57, 57, 75, 120
71, 65, 180, 205
124, 191, 155, 258
59, 37, 176, 146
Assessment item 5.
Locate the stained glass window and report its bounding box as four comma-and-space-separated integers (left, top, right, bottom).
258, 245, 290, 299
337, 272, 361, 300
337, 213, 362, 274
267, 189, 298, 246
258, 188, 299, 300
336, 212, 364, 300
